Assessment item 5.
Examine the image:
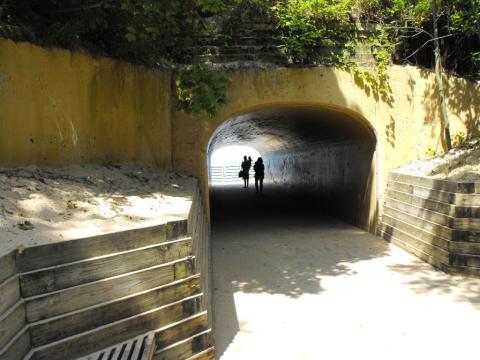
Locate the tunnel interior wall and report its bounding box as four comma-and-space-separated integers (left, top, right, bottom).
263, 140, 377, 230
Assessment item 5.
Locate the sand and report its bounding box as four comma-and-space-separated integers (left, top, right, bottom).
395, 139, 480, 181
211, 190, 480, 359
0, 163, 196, 257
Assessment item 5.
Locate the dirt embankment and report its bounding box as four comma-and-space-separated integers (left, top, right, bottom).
395, 139, 480, 181
0, 163, 195, 256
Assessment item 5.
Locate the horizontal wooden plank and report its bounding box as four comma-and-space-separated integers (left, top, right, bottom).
167, 220, 189, 241
155, 312, 208, 349
380, 223, 450, 263
26, 258, 195, 322
382, 214, 450, 249
383, 206, 455, 240
16, 223, 169, 273
380, 230, 447, 272
385, 188, 455, 216
31, 295, 203, 360
187, 347, 215, 360
154, 330, 212, 360
449, 253, 480, 268
387, 181, 456, 204
0, 303, 26, 349
30, 276, 201, 347
0, 252, 16, 285
389, 172, 461, 193
21, 238, 192, 297
384, 197, 453, 227
0, 276, 20, 316
0, 327, 31, 360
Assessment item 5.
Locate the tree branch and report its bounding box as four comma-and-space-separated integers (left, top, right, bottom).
404, 34, 455, 60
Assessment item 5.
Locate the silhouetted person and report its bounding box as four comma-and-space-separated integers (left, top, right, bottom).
241, 156, 251, 188
253, 157, 264, 194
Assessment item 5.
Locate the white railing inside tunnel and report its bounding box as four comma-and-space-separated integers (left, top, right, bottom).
210, 165, 255, 185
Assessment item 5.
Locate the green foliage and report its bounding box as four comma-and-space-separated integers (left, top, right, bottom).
425, 145, 437, 158
1, 0, 478, 115
452, 131, 466, 148
175, 62, 230, 117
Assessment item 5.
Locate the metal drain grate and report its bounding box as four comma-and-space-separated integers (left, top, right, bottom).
78, 333, 155, 360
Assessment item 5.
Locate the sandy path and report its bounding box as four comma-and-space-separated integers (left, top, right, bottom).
211, 186, 480, 360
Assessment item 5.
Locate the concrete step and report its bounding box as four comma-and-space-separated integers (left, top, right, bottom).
29, 275, 202, 347
155, 312, 208, 350
380, 221, 450, 264
384, 196, 454, 227
30, 294, 204, 360
20, 238, 193, 297
389, 172, 478, 194
77, 332, 156, 360
154, 330, 212, 360
25, 257, 194, 322
16, 220, 188, 273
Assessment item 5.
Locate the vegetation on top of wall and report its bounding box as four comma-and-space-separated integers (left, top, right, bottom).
0, 0, 478, 119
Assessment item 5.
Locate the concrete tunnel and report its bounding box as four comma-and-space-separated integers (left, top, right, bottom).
207, 106, 378, 231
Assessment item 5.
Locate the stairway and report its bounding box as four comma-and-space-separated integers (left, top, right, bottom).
379, 172, 480, 276
0, 220, 214, 360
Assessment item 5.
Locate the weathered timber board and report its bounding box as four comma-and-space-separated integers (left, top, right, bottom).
25, 259, 195, 322
21, 238, 192, 297
16, 223, 169, 272
0, 276, 20, 317
155, 312, 208, 349
0, 328, 30, 360
0, 252, 16, 285
154, 331, 211, 360
0, 303, 26, 349
30, 276, 201, 347
31, 295, 202, 360
186, 347, 215, 360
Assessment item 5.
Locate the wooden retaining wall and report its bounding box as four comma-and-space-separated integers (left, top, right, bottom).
0, 185, 213, 360
379, 172, 480, 276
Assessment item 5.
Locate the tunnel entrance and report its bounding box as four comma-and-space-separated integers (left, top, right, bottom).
207, 105, 378, 231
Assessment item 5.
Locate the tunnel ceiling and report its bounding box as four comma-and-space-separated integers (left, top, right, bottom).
209, 107, 375, 154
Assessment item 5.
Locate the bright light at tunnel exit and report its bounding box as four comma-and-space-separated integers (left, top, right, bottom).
210, 145, 261, 167
209, 145, 261, 185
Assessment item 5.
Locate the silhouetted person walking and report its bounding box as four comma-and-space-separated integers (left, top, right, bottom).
253, 157, 264, 194
241, 156, 251, 188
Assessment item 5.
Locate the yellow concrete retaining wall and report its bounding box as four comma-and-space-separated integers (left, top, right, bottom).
0, 40, 172, 169
172, 66, 480, 209
1, 40, 479, 229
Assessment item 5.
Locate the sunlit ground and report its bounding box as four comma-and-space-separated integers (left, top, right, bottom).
211, 186, 480, 360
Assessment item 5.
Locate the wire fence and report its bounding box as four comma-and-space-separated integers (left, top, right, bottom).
210, 165, 255, 184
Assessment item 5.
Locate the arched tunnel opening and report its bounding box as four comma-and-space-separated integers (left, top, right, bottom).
207, 106, 382, 357
208, 106, 378, 231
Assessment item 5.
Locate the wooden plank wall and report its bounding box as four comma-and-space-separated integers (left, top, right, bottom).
188, 183, 212, 327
